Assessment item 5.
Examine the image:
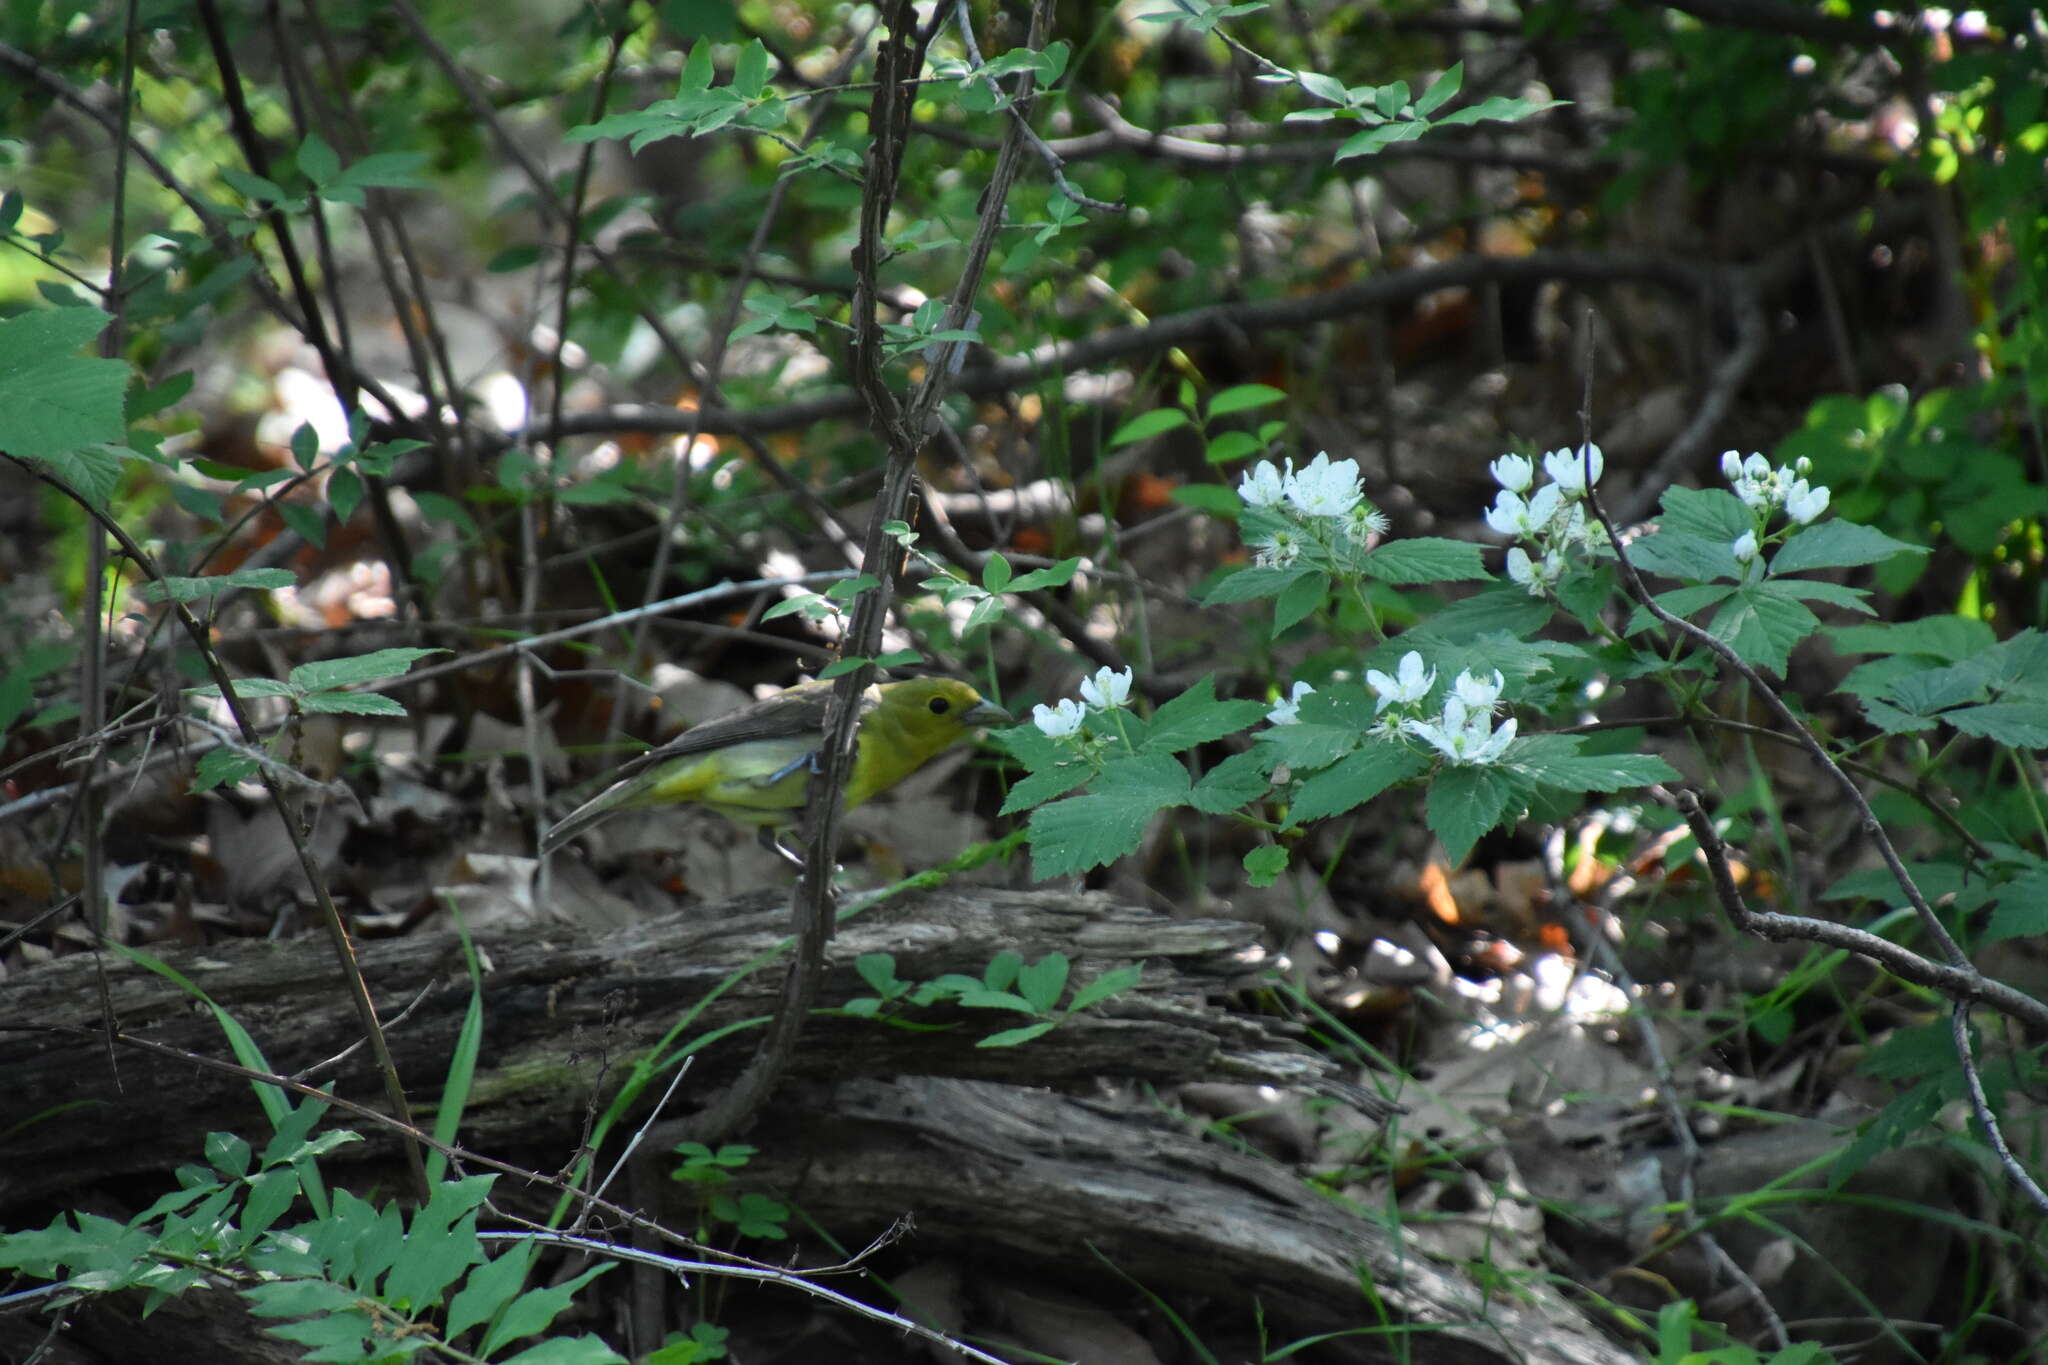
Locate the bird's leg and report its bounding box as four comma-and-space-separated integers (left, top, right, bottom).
757, 825, 808, 870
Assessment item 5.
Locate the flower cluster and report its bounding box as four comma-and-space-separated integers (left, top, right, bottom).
1484, 445, 1607, 596
1237, 451, 1389, 568
1031, 666, 1133, 739
1722, 452, 1829, 525
1348, 650, 1518, 765
1402, 665, 1515, 766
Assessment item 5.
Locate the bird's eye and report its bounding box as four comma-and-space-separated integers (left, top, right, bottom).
928, 696, 950, 715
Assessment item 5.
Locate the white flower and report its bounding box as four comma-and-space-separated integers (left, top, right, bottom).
1366, 650, 1435, 713
1485, 489, 1531, 538
1032, 698, 1085, 738
1543, 443, 1603, 495
1490, 454, 1534, 493
1743, 453, 1771, 483
1237, 459, 1289, 508
1079, 666, 1134, 710
1731, 529, 1759, 563
1506, 546, 1539, 590
1404, 709, 1517, 765
1252, 528, 1302, 568
1721, 450, 1745, 483
1784, 479, 1830, 524
1267, 680, 1315, 726
1282, 452, 1364, 519
1452, 669, 1505, 711
1344, 501, 1390, 544
1795, 456, 1812, 476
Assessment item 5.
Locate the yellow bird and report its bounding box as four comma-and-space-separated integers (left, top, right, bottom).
539, 676, 1011, 863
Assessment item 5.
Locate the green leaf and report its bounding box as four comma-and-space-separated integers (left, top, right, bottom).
1502, 734, 1680, 792
1656, 484, 1753, 542
1626, 583, 1735, 633
1714, 583, 1823, 675
499, 1332, 629, 1364
1202, 564, 1318, 605
289, 648, 446, 691
192, 747, 261, 792
297, 132, 340, 185
1426, 764, 1529, 865
327, 466, 362, 524
1940, 702, 2048, 749
978, 1021, 1058, 1049
1771, 520, 1927, 574
1413, 61, 1463, 117
1244, 844, 1289, 886
982, 552, 1013, 592
1334, 119, 1429, 159
136, 569, 295, 602
1140, 676, 1269, 755
1006, 556, 1082, 592
446, 1244, 534, 1343
1982, 868, 2048, 945
479, 1264, 609, 1357
1173, 484, 1240, 518
1017, 953, 1070, 1011
1828, 615, 1994, 662
299, 692, 409, 717
1068, 963, 1143, 1012
0, 308, 128, 461
1206, 383, 1286, 416
1432, 94, 1566, 126
1109, 407, 1191, 448
1190, 749, 1272, 814
1357, 537, 1488, 583
1272, 569, 1325, 638
1203, 431, 1263, 464
1287, 742, 1428, 824
1628, 529, 1739, 582
733, 39, 769, 99
1028, 754, 1189, 878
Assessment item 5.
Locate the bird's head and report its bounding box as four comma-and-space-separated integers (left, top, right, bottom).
869, 676, 1012, 759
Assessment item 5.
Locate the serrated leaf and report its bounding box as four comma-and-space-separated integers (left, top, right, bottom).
1244, 844, 1289, 886
1139, 677, 1269, 755
192, 747, 261, 792
1272, 569, 1325, 638
1940, 702, 2048, 749
1202, 564, 1319, 606
1628, 529, 1739, 582
289, 647, 447, 691
136, 569, 295, 602
1357, 537, 1488, 584
1426, 764, 1529, 865
1287, 742, 1429, 825
299, 692, 408, 717
1712, 583, 1821, 675
1190, 749, 1272, 813
1771, 520, 1927, 574
1503, 734, 1679, 791
1655, 484, 1753, 542
1828, 615, 1994, 662
1982, 868, 2048, 945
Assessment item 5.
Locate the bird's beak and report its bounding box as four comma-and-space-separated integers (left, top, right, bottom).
963, 699, 1013, 728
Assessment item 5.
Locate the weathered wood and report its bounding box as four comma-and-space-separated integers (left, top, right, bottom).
0, 890, 1631, 1364
728, 1077, 1638, 1365
1, 889, 1311, 1207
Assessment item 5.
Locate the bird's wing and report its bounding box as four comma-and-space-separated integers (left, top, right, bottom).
587, 679, 875, 791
